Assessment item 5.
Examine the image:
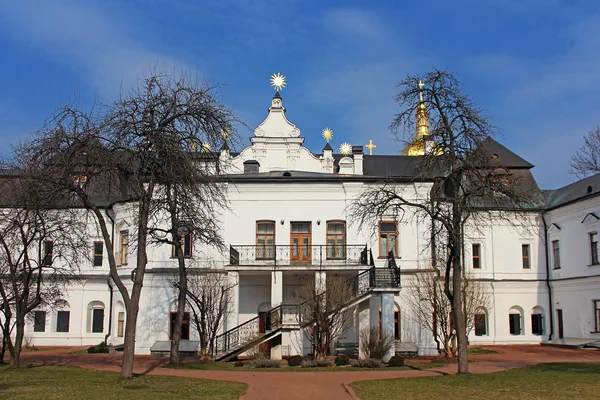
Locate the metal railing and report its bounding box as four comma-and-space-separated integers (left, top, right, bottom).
229, 244, 368, 266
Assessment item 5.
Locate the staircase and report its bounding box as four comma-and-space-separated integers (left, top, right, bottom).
213, 251, 401, 361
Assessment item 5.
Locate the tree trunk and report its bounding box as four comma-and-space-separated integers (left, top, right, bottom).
8, 318, 24, 368
169, 253, 187, 366
452, 241, 469, 373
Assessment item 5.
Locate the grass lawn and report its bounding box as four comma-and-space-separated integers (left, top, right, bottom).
468, 347, 500, 355
0, 365, 247, 400
350, 362, 600, 400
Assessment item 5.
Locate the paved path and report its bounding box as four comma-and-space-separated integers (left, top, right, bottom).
15, 345, 600, 400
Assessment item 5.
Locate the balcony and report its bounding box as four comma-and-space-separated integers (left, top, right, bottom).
229, 244, 368, 267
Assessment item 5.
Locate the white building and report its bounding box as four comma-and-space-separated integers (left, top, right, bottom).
14, 88, 600, 359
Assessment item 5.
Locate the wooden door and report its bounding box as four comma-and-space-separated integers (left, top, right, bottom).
290, 222, 311, 264
557, 309, 564, 339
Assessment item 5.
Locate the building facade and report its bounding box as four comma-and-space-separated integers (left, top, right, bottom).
15, 89, 600, 358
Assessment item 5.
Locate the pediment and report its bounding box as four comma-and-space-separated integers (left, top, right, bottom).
581, 212, 600, 225
547, 223, 561, 234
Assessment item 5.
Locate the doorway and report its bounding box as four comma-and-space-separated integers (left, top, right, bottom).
291, 222, 311, 264
557, 309, 564, 339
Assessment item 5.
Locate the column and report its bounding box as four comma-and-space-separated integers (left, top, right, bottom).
315, 271, 326, 294
270, 271, 283, 360
225, 271, 239, 333
358, 301, 370, 359
380, 292, 395, 362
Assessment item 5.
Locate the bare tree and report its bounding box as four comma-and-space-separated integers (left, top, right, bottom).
0, 156, 86, 368
571, 126, 600, 178
295, 275, 355, 360
358, 326, 395, 360
25, 72, 237, 377
405, 269, 490, 357
178, 269, 235, 359
350, 70, 540, 373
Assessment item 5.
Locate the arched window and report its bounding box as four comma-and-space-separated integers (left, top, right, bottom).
474, 307, 488, 336
531, 306, 545, 336
169, 300, 190, 340
115, 301, 125, 338
509, 306, 524, 335
88, 301, 105, 333
54, 300, 70, 333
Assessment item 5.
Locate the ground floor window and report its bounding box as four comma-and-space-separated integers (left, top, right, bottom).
92, 308, 104, 333
531, 313, 543, 335
34, 311, 46, 332
170, 312, 190, 340
509, 313, 522, 335
117, 312, 125, 337
474, 313, 487, 336
56, 311, 70, 333
595, 301, 600, 332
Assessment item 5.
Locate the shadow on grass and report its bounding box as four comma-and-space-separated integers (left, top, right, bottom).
526, 362, 600, 374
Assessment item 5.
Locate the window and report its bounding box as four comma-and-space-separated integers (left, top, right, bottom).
42, 240, 53, 267
119, 231, 129, 265
326, 221, 346, 259
170, 312, 190, 340
379, 221, 398, 257
172, 232, 192, 257
531, 313, 544, 335
595, 301, 600, 332
34, 311, 46, 332
509, 313, 522, 335
522, 244, 530, 269
472, 244, 481, 269
552, 240, 561, 269
92, 308, 104, 333
591, 233, 599, 265
56, 311, 70, 333
256, 221, 275, 259
474, 313, 487, 336
93, 241, 103, 267
117, 312, 125, 337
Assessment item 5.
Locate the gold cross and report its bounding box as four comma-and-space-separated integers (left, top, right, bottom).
418, 80, 424, 89
366, 139, 377, 155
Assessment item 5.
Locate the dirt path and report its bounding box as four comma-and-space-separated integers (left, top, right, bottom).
15, 345, 600, 400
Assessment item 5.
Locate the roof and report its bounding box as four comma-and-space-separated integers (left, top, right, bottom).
479, 137, 534, 169
546, 173, 600, 209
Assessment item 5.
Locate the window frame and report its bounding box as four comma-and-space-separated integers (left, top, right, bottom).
117, 311, 125, 337
34, 311, 46, 332
119, 230, 129, 266
531, 313, 544, 336
522, 244, 531, 269
91, 308, 104, 333
594, 300, 600, 333
255, 220, 276, 260
172, 231, 193, 258
552, 240, 561, 270
42, 240, 54, 267
169, 311, 191, 340
56, 310, 70, 333
378, 220, 398, 258
472, 243, 481, 269
474, 313, 487, 336
591, 232, 599, 266
326, 220, 346, 260
93, 241, 103, 267
509, 312, 522, 335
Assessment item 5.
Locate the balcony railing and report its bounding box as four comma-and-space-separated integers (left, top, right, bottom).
229, 244, 368, 267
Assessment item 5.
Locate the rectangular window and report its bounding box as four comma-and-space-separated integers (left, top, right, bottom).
552, 240, 560, 269
474, 314, 487, 336
56, 311, 70, 333
531, 313, 543, 335
170, 312, 190, 340
595, 301, 600, 332
172, 232, 193, 257
509, 313, 521, 335
117, 312, 125, 337
472, 244, 481, 269
522, 244, 530, 269
93, 241, 103, 267
379, 221, 398, 257
326, 221, 346, 259
119, 231, 129, 265
256, 221, 275, 259
34, 311, 46, 332
591, 233, 599, 265
92, 308, 104, 333
42, 241, 53, 267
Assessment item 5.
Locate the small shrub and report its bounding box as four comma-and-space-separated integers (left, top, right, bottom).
387, 355, 405, 367
351, 358, 384, 368
335, 354, 351, 366
86, 341, 109, 354
286, 355, 303, 367
300, 359, 334, 368
234, 361, 246, 368
248, 358, 282, 368
86, 346, 97, 354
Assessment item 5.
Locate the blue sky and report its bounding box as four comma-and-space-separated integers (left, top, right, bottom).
0, 0, 598, 189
